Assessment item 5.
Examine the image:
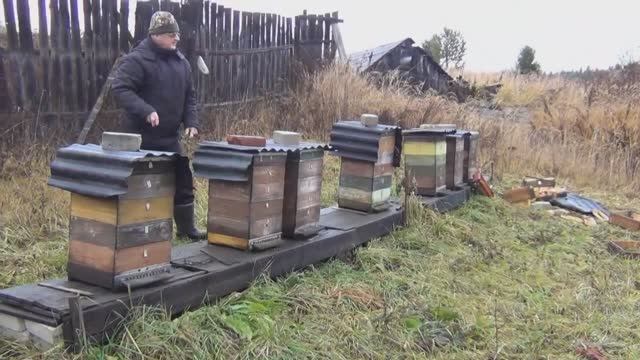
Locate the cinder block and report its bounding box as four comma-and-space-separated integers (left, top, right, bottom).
25, 320, 62, 346
0, 326, 30, 343
0, 313, 26, 332
273, 131, 301, 146
101, 132, 142, 152
360, 114, 379, 127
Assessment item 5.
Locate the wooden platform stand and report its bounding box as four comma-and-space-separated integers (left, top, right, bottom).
0, 205, 404, 351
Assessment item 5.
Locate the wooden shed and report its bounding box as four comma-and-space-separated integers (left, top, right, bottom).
348, 38, 453, 94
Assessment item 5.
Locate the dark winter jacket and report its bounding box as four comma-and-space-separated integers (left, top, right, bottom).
112, 38, 198, 152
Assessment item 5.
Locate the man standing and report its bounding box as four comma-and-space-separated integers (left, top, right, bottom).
112, 11, 206, 240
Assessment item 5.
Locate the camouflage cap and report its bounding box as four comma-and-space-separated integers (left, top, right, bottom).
148, 11, 180, 35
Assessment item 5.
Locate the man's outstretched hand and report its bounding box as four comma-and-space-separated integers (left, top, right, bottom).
185, 127, 198, 138
146, 112, 160, 127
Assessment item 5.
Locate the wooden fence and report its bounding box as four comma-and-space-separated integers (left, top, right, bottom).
0, 0, 342, 115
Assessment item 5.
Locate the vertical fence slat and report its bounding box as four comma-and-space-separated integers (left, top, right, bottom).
210, 3, 217, 104
120, 0, 130, 53
70, 0, 85, 114
38, 0, 50, 112
232, 10, 240, 101
16, 0, 35, 111
59, 0, 74, 111
2, 0, 20, 110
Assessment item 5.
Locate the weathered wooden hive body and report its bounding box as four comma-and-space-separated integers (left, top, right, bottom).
403, 125, 456, 196
329, 117, 402, 213
193, 141, 289, 251
461, 130, 480, 182
48, 144, 177, 290
445, 133, 465, 189
271, 136, 329, 239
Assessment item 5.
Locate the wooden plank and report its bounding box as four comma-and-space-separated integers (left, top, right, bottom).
16, 0, 35, 111
121, 174, 176, 200
71, 193, 118, 225
209, 180, 251, 202
68, 240, 115, 273
340, 159, 374, 178
69, 217, 117, 248
209, 198, 250, 221
251, 12, 259, 96
208, 216, 249, 239
70, 0, 85, 112
331, 12, 346, 62
2, 0, 19, 49
232, 10, 240, 101
114, 241, 172, 273
48, 0, 61, 112
119, 0, 130, 53
259, 13, 266, 91
67, 262, 114, 291
117, 196, 174, 226
59, 0, 73, 111
250, 216, 282, 239
209, 3, 217, 104
38, 0, 50, 112
116, 220, 173, 249
92, 0, 103, 104
109, 0, 119, 63
208, 233, 249, 250
1, 0, 20, 110
323, 13, 331, 62
224, 8, 232, 101
216, 5, 224, 100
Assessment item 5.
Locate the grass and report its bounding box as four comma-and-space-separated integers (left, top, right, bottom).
2, 65, 640, 358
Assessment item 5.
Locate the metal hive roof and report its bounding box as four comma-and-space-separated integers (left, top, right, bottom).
329, 121, 403, 166
192, 141, 328, 182
47, 144, 177, 198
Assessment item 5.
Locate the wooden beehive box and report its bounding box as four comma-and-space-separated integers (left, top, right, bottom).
445, 133, 465, 189
282, 147, 325, 239
330, 118, 401, 213
462, 131, 480, 183
48, 144, 176, 290
194, 141, 287, 251
403, 126, 455, 196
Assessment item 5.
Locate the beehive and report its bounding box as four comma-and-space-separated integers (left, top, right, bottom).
402, 125, 456, 196
194, 141, 287, 251
462, 131, 480, 182
48, 142, 176, 290
330, 117, 401, 213
282, 146, 325, 239
445, 133, 465, 189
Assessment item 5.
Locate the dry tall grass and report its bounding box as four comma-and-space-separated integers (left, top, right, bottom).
1, 63, 640, 287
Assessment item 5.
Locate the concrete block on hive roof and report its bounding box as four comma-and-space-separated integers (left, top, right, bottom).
101, 132, 142, 152
273, 131, 301, 146
361, 114, 379, 127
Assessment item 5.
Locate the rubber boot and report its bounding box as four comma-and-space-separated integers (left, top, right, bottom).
174, 203, 206, 241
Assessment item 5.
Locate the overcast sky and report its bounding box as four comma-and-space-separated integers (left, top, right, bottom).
3, 0, 639, 72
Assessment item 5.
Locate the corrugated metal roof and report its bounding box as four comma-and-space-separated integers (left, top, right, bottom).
403, 126, 457, 136
192, 140, 327, 182
48, 144, 177, 198
329, 121, 402, 165
348, 38, 412, 72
